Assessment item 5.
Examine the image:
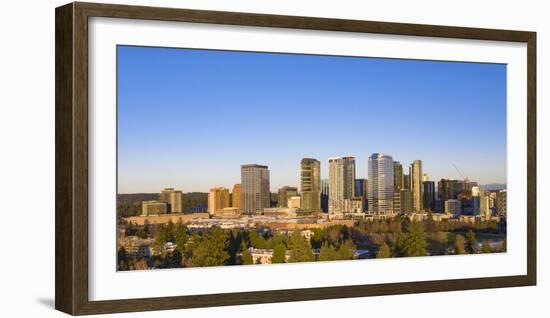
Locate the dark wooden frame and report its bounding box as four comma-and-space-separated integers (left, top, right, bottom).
56, 1, 537, 315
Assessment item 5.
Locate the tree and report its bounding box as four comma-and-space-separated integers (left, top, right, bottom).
288, 232, 314, 262
249, 231, 268, 249
174, 221, 188, 256
481, 240, 492, 253
424, 213, 438, 233
337, 240, 355, 260
241, 249, 253, 265
401, 221, 427, 257
271, 243, 287, 263
136, 225, 149, 239
466, 230, 477, 254
454, 234, 466, 254
117, 247, 129, 270
427, 232, 448, 256
187, 227, 229, 267
376, 242, 391, 258
318, 243, 337, 261
392, 229, 406, 257
226, 231, 243, 265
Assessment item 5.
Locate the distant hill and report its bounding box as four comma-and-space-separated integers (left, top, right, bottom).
480, 184, 507, 191
116, 192, 208, 217
117, 193, 158, 205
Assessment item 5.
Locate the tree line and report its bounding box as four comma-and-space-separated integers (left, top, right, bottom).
118, 215, 506, 270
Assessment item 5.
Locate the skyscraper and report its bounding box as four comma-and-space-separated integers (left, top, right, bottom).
438, 179, 461, 201
328, 156, 355, 214
399, 189, 413, 213
300, 158, 321, 211
231, 184, 242, 209
496, 189, 507, 216
321, 178, 329, 213
354, 179, 367, 206
159, 188, 183, 213
241, 164, 270, 214
409, 160, 423, 212
479, 189, 492, 219
471, 186, 481, 215
353, 178, 367, 213
393, 161, 403, 191
368, 153, 394, 216
278, 186, 298, 208
422, 181, 435, 212
208, 187, 230, 215
403, 174, 410, 190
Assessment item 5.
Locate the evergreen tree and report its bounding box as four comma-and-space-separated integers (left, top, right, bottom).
318, 242, 337, 261
454, 234, 466, 254
337, 240, 355, 260
250, 231, 268, 249
271, 243, 287, 263
288, 232, 314, 262
392, 229, 406, 257
174, 221, 188, 256
226, 231, 243, 265
401, 221, 427, 257
187, 227, 229, 267
376, 242, 391, 258
466, 230, 477, 254
241, 249, 253, 265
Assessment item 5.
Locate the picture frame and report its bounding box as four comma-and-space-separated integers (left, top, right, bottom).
55, 1, 536, 315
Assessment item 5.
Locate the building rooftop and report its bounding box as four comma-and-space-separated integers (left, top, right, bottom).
241, 164, 268, 168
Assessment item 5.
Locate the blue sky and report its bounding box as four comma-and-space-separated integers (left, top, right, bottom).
117, 45, 506, 193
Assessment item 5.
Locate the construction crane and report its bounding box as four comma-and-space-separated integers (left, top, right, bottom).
452, 163, 467, 181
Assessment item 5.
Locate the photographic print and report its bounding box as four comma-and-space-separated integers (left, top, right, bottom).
116, 45, 507, 271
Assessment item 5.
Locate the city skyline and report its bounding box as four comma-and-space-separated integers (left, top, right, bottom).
118, 46, 506, 193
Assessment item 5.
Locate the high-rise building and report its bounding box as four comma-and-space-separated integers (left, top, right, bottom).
445, 199, 461, 217
479, 189, 493, 219
368, 153, 394, 216
343, 157, 356, 199
300, 158, 321, 211
422, 173, 429, 182
437, 179, 461, 201
496, 189, 507, 216
471, 186, 481, 215
321, 179, 329, 213
393, 191, 401, 214
277, 186, 298, 208
403, 174, 410, 190
241, 164, 270, 214
422, 181, 435, 212
409, 160, 423, 212
208, 187, 230, 215
354, 178, 367, 211
399, 189, 413, 213
393, 161, 404, 191
328, 156, 355, 214
231, 184, 242, 209
159, 188, 183, 213
461, 179, 478, 192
